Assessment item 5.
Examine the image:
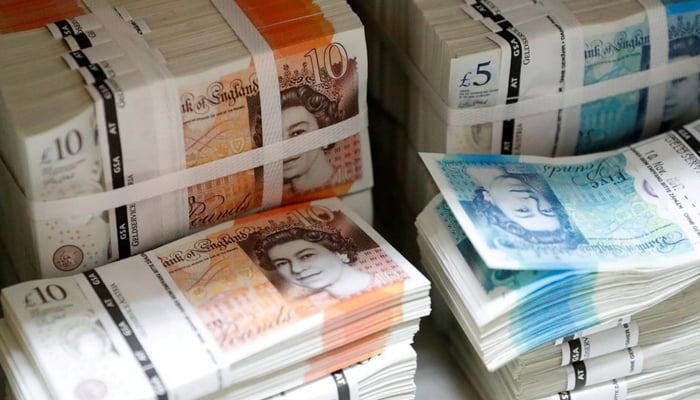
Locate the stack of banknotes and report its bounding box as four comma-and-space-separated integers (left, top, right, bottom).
348, 0, 700, 259
0, 0, 375, 282
1, 319, 419, 400
0, 197, 431, 399
417, 119, 700, 398
447, 297, 700, 400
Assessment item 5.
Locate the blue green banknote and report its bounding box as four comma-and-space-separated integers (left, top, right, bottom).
421, 122, 700, 270
577, 9, 651, 153
431, 199, 599, 354
577, 0, 700, 154
659, 0, 700, 132
423, 195, 700, 368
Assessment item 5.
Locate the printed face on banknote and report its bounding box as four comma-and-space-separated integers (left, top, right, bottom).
266, 239, 347, 291
157, 201, 408, 352
248, 218, 385, 300
662, 70, 700, 127
436, 200, 556, 294
279, 84, 342, 195
466, 166, 576, 243
476, 171, 560, 232
282, 106, 323, 178
275, 65, 364, 204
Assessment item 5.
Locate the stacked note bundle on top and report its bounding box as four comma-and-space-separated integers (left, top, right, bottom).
0, 0, 374, 282
348, 0, 700, 260
416, 119, 700, 398
0, 197, 431, 400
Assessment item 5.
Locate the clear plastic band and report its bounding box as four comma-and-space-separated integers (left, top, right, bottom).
28, 112, 367, 221
536, 0, 584, 90
211, 0, 285, 210
638, 0, 670, 69
638, 0, 670, 139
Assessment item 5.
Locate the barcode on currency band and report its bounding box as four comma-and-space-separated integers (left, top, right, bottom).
92, 80, 131, 258
495, 27, 522, 154
676, 128, 700, 156
50, 19, 78, 37
557, 392, 572, 400
568, 338, 583, 363
47, 13, 102, 39
66, 32, 94, 49
84, 64, 109, 83
572, 361, 587, 390
67, 50, 93, 68
332, 369, 351, 400
83, 270, 168, 400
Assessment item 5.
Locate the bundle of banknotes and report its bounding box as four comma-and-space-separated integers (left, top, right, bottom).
416, 119, 700, 398
1, 323, 419, 400
0, 0, 375, 282
348, 0, 700, 263
0, 197, 431, 400
356, 0, 700, 155
448, 304, 700, 400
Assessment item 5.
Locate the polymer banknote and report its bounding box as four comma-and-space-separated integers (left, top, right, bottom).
417, 193, 700, 369
453, 0, 700, 156
421, 120, 700, 270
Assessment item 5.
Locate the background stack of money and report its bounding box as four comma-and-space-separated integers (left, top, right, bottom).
0, 0, 375, 283
416, 120, 700, 399
347, 0, 700, 263
0, 198, 432, 400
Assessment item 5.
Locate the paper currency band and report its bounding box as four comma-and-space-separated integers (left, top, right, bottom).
356, 0, 700, 127
26, 111, 367, 221
45, 7, 133, 39
83, 0, 186, 186
211, 0, 286, 210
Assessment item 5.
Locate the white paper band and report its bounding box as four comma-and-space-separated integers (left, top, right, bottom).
27, 112, 366, 221
47, 14, 102, 39
565, 347, 644, 391
211, 0, 285, 210
561, 322, 640, 366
